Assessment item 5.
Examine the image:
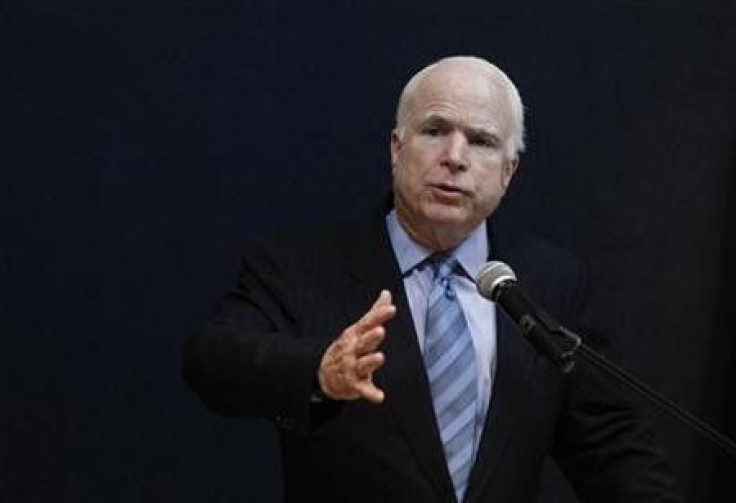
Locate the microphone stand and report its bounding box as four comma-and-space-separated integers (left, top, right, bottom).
543, 324, 736, 458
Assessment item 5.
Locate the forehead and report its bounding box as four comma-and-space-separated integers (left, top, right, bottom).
407, 66, 512, 131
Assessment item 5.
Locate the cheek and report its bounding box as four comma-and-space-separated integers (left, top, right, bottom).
393, 161, 419, 197
473, 170, 507, 204
396, 154, 428, 187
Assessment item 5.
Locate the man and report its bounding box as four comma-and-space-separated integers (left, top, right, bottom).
182, 56, 681, 502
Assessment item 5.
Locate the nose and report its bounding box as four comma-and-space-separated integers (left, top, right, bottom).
441, 132, 468, 172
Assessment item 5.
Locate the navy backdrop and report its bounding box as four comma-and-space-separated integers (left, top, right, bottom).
4, 1, 736, 501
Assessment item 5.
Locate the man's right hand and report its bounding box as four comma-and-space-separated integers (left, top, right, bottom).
317, 290, 396, 403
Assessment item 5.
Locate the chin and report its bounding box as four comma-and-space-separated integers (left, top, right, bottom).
421, 202, 470, 225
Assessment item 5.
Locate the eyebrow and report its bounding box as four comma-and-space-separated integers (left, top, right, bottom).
420, 114, 501, 143
417, 115, 451, 130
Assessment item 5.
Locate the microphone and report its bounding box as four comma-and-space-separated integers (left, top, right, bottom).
476, 261, 580, 373
477, 264, 736, 457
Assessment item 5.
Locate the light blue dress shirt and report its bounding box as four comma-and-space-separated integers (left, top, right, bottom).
385, 210, 498, 453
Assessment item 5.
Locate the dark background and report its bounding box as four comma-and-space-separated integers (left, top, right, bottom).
3, 0, 735, 501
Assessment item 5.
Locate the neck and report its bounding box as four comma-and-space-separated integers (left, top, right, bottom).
394, 208, 469, 252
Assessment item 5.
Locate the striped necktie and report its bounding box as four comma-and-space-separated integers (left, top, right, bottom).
423, 254, 478, 503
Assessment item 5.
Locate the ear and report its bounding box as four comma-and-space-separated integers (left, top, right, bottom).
390, 129, 402, 168
501, 156, 520, 190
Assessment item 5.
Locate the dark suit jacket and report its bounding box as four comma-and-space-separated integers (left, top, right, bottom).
182, 210, 681, 503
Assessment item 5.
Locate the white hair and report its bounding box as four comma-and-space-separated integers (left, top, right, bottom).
394, 56, 526, 158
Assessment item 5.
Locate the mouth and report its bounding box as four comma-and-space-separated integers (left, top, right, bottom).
429, 183, 472, 197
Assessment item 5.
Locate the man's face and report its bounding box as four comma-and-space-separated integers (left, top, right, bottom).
391, 63, 518, 249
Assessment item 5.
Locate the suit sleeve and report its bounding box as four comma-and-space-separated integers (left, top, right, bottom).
181, 241, 332, 433
551, 260, 683, 502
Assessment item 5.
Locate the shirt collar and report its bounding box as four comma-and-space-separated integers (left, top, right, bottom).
385, 209, 489, 280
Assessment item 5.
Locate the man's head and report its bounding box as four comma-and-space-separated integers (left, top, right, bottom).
391, 56, 525, 251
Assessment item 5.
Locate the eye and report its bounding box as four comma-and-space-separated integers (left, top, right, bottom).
419, 117, 451, 137
468, 132, 498, 148
421, 125, 443, 137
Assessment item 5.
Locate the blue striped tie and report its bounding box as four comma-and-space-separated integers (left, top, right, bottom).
423, 255, 477, 503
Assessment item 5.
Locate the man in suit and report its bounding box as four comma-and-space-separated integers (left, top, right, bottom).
182, 56, 681, 502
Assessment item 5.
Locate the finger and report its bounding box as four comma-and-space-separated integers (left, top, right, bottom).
355, 352, 385, 378
371, 289, 393, 308
354, 325, 386, 354
355, 381, 385, 404
355, 303, 396, 333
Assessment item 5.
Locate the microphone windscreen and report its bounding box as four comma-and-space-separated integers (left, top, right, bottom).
476, 261, 517, 300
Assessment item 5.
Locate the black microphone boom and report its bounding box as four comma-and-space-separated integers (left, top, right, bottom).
475, 260, 736, 458
476, 261, 580, 373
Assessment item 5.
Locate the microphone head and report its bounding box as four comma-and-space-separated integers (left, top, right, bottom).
476, 261, 517, 300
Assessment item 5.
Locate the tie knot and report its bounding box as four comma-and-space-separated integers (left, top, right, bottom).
431, 254, 459, 299
432, 253, 459, 280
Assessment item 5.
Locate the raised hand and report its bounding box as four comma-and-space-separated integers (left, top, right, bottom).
317, 290, 396, 403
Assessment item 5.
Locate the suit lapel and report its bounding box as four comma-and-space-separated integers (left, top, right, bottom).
465, 312, 538, 502
464, 223, 540, 503
342, 212, 543, 502
344, 213, 456, 501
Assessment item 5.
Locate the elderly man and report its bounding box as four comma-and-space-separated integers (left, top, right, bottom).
182, 56, 680, 502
